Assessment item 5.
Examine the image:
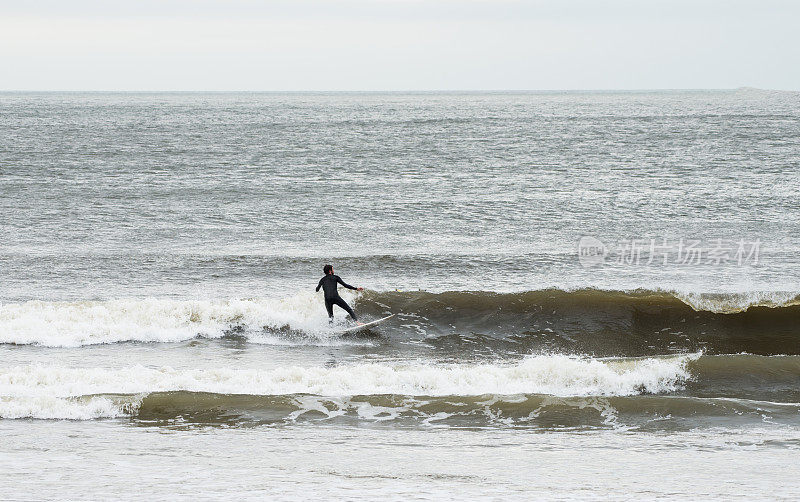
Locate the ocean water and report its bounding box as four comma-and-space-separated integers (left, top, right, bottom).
1, 90, 800, 500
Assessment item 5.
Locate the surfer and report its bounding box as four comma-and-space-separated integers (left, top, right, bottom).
316, 264, 363, 323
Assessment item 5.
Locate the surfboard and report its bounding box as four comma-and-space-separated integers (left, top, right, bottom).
337, 314, 395, 334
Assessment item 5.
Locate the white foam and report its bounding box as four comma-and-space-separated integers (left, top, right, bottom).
0, 354, 697, 419
673, 290, 800, 313
0, 291, 359, 347
0, 395, 135, 420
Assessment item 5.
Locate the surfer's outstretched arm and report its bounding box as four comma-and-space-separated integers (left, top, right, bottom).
315, 277, 324, 292
336, 276, 357, 290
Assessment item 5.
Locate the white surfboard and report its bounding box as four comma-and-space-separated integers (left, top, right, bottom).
337, 314, 395, 334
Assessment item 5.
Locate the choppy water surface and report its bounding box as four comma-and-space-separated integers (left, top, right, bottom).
1, 91, 799, 500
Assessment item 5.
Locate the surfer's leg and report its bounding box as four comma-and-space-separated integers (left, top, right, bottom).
325, 299, 335, 322
334, 297, 357, 320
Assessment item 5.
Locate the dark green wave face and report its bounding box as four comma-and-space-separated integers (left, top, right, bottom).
129, 390, 800, 431
352, 289, 800, 357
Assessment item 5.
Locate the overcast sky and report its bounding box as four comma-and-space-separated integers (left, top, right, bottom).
1, 0, 798, 91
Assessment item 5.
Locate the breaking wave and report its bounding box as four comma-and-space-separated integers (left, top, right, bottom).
0, 354, 696, 420
0, 292, 360, 347
1, 289, 798, 354
4, 353, 799, 429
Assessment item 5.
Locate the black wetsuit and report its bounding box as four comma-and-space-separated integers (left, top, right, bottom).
316, 274, 358, 320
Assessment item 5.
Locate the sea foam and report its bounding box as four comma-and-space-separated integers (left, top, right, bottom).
0, 291, 355, 347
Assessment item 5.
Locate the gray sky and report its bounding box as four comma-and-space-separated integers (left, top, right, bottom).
1, 0, 798, 91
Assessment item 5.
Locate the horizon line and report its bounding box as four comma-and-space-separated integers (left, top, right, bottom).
0, 87, 790, 94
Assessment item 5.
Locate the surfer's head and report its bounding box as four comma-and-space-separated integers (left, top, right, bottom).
323, 264, 333, 275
